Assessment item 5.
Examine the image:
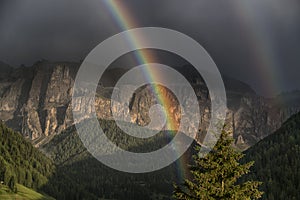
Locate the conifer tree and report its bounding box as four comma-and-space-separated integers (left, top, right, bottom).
8, 176, 17, 193
173, 130, 263, 199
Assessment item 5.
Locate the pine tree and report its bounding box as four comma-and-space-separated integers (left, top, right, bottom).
8, 176, 17, 193
173, 130, 263, 199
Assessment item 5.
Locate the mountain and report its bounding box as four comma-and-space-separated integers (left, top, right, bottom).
243, 111, 300, 199
0, 60, 299, 149
0, 60, 78, 146
0, 122, 55, 192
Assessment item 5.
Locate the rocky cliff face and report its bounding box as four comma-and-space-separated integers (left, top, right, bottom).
0, 61, 299, 149
0, 61, 78, 145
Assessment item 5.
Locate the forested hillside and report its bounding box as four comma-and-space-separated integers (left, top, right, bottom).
41, 119, 194, 200
0, 123, 55, 192
3, 109, 300, 199
243, 112, 300, 199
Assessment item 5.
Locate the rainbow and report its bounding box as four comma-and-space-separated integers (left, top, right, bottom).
230, 1, 285, 98
102, 0, 179, 131
102, 0, 189, 181
100, 0, 289, 181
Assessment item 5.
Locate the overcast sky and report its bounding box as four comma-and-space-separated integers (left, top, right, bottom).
0, 0, 299, 97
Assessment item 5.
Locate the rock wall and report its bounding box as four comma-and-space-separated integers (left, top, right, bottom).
0, 61, 299, 149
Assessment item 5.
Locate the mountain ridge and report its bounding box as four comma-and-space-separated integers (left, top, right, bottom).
0, 60, 299, 149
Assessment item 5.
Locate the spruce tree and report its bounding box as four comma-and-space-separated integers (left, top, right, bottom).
173, 130, 263, 199
8, 176, 17, 193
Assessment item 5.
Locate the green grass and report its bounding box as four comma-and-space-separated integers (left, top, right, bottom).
0, 184, 55, 200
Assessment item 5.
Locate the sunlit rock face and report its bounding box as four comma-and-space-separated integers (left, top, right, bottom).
0, 60, 299, 149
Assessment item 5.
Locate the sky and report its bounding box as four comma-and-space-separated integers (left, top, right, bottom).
0, 0, 299, 97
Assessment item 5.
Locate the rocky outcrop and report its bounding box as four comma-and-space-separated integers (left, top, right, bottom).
0, 61, 77, 145
229, 95, 300, 149
0, 60, 299, 149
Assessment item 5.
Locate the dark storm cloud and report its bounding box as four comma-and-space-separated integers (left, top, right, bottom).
0, 0, 299, 96
0, 0, 115, 64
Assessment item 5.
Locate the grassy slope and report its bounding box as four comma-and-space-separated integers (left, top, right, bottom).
0, 184, 55, 200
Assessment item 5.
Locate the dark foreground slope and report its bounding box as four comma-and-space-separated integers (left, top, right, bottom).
41, 119, 195, 200
243, 112, 300, 199
0, 123, 55, 194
